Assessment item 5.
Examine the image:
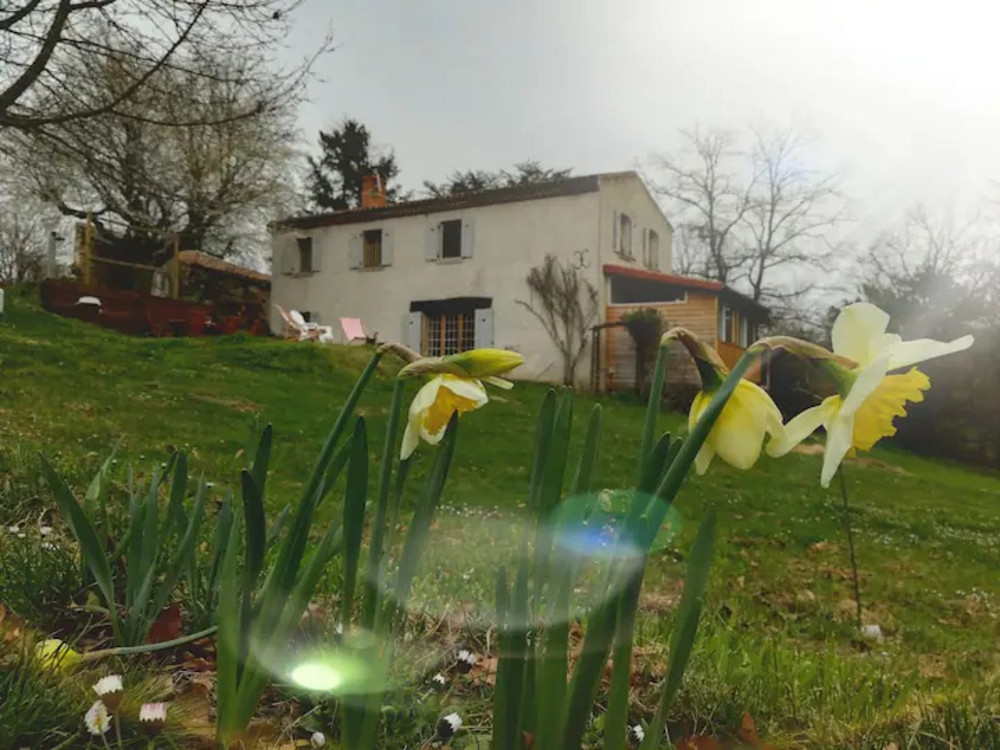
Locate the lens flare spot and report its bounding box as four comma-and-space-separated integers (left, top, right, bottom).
289, 661, 343, 692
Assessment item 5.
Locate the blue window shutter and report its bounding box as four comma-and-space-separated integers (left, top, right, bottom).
381, 229, 394, 266
311, 240, 323, 272
461, 218, 475, 258
425, 223, 440, 261
348, 233, 362, 269
474, 307, 493, 348
404, 312, 423, 352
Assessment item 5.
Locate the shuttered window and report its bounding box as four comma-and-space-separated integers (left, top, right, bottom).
423, 312, 476, 356
362, 230, 382, 268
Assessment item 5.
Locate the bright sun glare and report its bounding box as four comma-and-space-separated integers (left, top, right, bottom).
289, 662, 344, 692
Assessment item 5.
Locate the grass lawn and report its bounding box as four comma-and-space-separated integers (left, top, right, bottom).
2, 288, 999, 748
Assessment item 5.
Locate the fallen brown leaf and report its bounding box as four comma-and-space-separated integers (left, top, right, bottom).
146, 602, 183, 644
676, 736, 723, 749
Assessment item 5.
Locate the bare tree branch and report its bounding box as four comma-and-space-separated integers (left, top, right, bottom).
0, 0, 329, 130
515, 254, 598, 385
738, 126, 848, 306
650, 128, 760, 285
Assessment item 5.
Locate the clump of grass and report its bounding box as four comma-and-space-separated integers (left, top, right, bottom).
900, 689, 1000, 749
0, 528, 80, 633
665, 616, 917, 744
0, 643, 87, 748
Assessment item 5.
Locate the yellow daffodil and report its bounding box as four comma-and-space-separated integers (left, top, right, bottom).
767, 302, 974, 486
35, 638, 82, 671
398, 348, 524, 459
664, 328, 784, 474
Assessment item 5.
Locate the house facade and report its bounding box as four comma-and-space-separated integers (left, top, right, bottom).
270, 171, 767, 388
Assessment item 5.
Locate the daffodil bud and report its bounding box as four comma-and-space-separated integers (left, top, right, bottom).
398, 348, 524, 379
755, 335, 856, 366
660, 327, 727, 391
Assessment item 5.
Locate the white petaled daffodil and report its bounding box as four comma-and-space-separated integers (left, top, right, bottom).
767, 302, 974, 487
664, 328, 784, 474
398, 348, 524, 460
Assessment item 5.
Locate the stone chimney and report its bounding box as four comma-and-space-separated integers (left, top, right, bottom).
360, 174, 387, 209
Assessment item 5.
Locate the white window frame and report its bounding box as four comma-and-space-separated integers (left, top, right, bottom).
718, 305, 735, 343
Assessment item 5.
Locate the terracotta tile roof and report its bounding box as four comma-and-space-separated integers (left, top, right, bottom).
273, 172, 639, 230
602, 264, 769, 320
179, 251, 269, 285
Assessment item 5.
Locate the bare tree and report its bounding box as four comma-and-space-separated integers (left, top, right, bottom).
9, 46, 300, 265
739, 127, 847, 307
861, 205, 997, 335
0, 167, 62, 282
516, 253, 599, 385
0, 0, 328, 131
650, 128, 758, 285
651, 125, 847, 313
0, 210, 45, 283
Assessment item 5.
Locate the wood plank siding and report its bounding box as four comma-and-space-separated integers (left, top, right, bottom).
603, 291, 766, 390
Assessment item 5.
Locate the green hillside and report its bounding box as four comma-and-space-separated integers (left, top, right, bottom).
2, 288, 999, 747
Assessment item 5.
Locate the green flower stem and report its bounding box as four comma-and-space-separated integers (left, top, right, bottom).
562, 346, 759, 750
837, 467, 863, 630
606, 343, 670, 750
81, 626, 218, 662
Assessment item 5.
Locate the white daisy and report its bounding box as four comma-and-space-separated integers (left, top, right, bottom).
84, 700, 111, 736
455, 649, 477, 673
437, 712, 462, 739
139, 702, 168, 737
93, 674, 124, 712
628, 724, 645, 744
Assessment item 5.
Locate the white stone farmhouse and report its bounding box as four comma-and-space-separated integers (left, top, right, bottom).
270, 171, 767, 388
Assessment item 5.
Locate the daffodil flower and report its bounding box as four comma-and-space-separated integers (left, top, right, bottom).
664, 328, 784, 474
398, 348, 524, 459
767, 302, 974, 486
35, 638, 82, 671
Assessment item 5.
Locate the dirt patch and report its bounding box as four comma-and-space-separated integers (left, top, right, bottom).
791, 443, 911, 476
792, 443, 825, 456
191, 394, 259, 413
850, 456, 911, 475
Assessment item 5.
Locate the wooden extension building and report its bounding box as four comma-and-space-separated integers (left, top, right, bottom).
598, 264, 770, 391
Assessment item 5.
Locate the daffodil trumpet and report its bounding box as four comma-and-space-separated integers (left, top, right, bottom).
398, 348, 524, 460
636, 341, 764, 548
661, 328, 784, 475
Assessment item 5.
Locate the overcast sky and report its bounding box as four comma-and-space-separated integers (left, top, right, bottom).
285, 0, 1000, 239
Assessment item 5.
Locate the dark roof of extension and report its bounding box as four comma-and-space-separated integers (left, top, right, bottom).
178, 250, 270, 285
603, 264, 770, 321
273, 172, 639, 231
